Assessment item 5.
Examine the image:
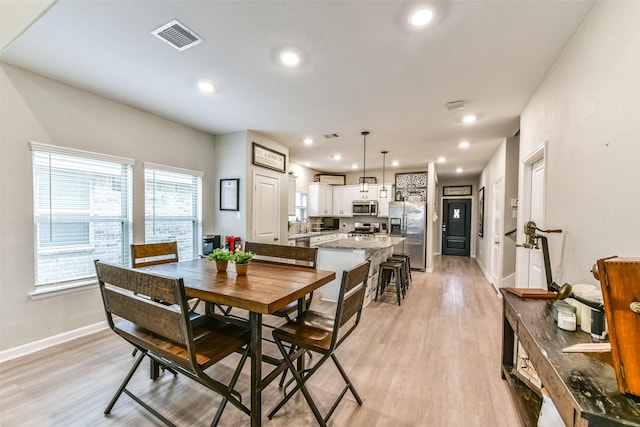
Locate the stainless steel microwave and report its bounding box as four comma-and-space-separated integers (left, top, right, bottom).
352, 200, 378, 215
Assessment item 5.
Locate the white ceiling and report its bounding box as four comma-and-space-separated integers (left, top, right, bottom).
1, 0, 595, 178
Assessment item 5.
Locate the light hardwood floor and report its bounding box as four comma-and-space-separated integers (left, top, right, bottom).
0, 256, 519, 426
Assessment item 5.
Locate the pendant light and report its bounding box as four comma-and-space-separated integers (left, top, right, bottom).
360, 131, 369, 193
380, 150, 388, 198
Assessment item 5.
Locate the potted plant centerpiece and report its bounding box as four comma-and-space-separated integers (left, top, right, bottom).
208, 248, 233, 272
232, 250, 254, 275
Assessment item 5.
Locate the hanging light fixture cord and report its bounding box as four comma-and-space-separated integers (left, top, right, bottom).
381, 150, 388, 198
361, 131, 369, 192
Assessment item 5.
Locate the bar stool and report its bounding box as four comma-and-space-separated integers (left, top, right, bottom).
387, 256, 410, 293
393, 253, 412, 282
375, 261, 404, 306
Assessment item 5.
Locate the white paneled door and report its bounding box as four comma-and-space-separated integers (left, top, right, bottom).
253, 172, 280, 244
491, 178, 503, 290
527, 158, 546, 288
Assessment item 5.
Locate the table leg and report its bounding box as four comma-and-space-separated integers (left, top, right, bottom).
250, 312, 262, 427
150, 359, 160, 380
501, 300, 515, 379
296, 297, 305, 372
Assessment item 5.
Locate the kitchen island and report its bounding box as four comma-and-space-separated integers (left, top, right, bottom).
314, 235, 405, 303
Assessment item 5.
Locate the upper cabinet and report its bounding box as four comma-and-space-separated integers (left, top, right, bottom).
308, 183, 333, 217
355, 184, 378, 202
332, 186, 355, 217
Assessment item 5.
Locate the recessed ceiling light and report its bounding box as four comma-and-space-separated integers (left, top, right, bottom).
459, 141, 470, 148
197, 80, 215, 93
304, 162, 311, 167
409, 8, 434, 26
456, 167, 463, 173
303, 138, 313, 145
391, 160, 399, 167
437, 157, 446, 163
462, 114, 477, 124
333, 154, 342, 160
277, 48, 305, 67
351, 164, 358, 169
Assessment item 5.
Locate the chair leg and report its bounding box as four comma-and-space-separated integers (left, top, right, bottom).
211, 346, 250, 427
268, 339, 328, 427
331, 353, 362, 405
105, 352, 145, 414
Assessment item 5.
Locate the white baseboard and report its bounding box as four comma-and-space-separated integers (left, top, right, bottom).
475, 257, 490, 280
0, 321, 108, 363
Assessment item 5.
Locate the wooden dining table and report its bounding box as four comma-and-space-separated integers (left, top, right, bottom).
140, 258, 336, 427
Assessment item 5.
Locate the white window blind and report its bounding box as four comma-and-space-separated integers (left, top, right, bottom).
144, 164, 202, 261
31, 143, 133, 287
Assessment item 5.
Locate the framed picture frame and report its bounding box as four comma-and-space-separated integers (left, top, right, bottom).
443, 185, 472, 196
315, 174, 346, 185
395, 171, 427, 201
252, 142, 286, 173
478, 186, 485, 237
358, 176, 377, 185
220, 178, 239, 211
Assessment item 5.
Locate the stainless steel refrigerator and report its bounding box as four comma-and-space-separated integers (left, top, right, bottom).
389, 201, 427, 271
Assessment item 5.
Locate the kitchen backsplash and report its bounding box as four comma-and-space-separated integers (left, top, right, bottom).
307, 216, 387, 232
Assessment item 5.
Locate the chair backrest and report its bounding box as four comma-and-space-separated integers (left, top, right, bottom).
131, 242, 178, 268
244, 241, 318, 268
333, 260, 370, 348
94, 260, 195, 368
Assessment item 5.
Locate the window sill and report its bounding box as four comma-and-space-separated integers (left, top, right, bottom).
29, 278, 98, 300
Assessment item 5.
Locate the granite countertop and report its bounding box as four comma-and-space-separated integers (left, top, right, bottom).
315, 235, 405, 249
288, 230, 343, 240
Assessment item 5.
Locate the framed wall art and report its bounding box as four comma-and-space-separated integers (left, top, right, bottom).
315, 174, 346, 185
220, 178, 239, 211
395, 171, 427, 201
443, 185, 472, 196
252, 142, 286, 173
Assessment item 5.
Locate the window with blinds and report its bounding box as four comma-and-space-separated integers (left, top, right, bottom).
144, 163, 203, 261
31, 143, 133, 287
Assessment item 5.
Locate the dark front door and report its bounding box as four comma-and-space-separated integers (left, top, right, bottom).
442, 199, 471, 256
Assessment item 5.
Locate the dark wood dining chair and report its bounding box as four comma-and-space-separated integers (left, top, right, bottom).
131, 241, 201, 312
131, 241, 179, 268
94, 260, 251, 426
244, 241, 318, 319
242, 242, 320, 387
268, 260, 371, 427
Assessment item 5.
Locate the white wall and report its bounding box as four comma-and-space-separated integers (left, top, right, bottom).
0, 64, 216, 353
502, 136, 519, 285
288, 161, 318, 192
476, 140, 507, 290
213, 131, 248, 241
516, 1, 640, 287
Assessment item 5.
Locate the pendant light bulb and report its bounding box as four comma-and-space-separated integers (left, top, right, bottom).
380, 150, 388, 198
360, 131, 369, 193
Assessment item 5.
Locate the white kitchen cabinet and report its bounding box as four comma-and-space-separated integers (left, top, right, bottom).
308, 183, 333, 217
378, 191, 390, 217
310, 234, 327, 247
287, 177, 296, 216
353, 183, 379, 201
332, 185, 355, 217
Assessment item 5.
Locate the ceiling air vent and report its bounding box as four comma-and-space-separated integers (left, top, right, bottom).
323, 133, 340, 139
152, 19, 203, 51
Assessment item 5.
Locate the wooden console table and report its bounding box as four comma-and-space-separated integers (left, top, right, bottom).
500, 289, 640, 427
